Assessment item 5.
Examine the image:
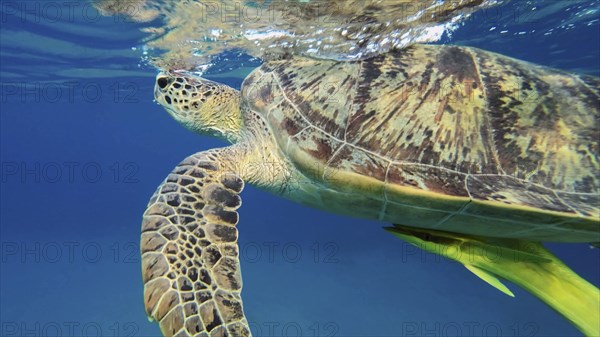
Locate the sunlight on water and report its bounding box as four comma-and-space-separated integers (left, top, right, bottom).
95, 0, 505, 72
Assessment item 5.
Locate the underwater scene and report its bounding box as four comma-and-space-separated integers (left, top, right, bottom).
1, 0, 599, 336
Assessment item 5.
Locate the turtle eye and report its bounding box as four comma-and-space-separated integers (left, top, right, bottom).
157, 77, 169, 89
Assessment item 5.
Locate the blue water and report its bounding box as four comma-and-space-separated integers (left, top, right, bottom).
1, 1, 599, 337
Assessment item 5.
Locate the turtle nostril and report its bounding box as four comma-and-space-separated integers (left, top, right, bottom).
157, 77, 169, 89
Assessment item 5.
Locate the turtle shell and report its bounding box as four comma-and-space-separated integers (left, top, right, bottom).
241, 44, 599, 242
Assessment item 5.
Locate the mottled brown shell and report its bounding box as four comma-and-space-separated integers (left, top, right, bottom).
242, 44, 599, 242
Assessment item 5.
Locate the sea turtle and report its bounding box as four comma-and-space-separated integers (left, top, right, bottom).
141, 44, 600, 337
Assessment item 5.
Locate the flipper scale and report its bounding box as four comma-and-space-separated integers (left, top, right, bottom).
141, 150, 251, 337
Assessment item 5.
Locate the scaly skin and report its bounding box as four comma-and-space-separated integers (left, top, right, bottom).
242, 44, 599, 242
148, 44, 600, 336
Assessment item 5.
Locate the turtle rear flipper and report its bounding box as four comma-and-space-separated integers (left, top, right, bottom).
386, 225, 600, 337
141, 149, 250, 337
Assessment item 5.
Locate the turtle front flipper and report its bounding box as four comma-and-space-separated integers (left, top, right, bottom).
141, 149, 250, 337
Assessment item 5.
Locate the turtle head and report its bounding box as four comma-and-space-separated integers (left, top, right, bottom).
154, 72, 243, 143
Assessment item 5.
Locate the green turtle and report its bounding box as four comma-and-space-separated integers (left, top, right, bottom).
141, 44, 600, 337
